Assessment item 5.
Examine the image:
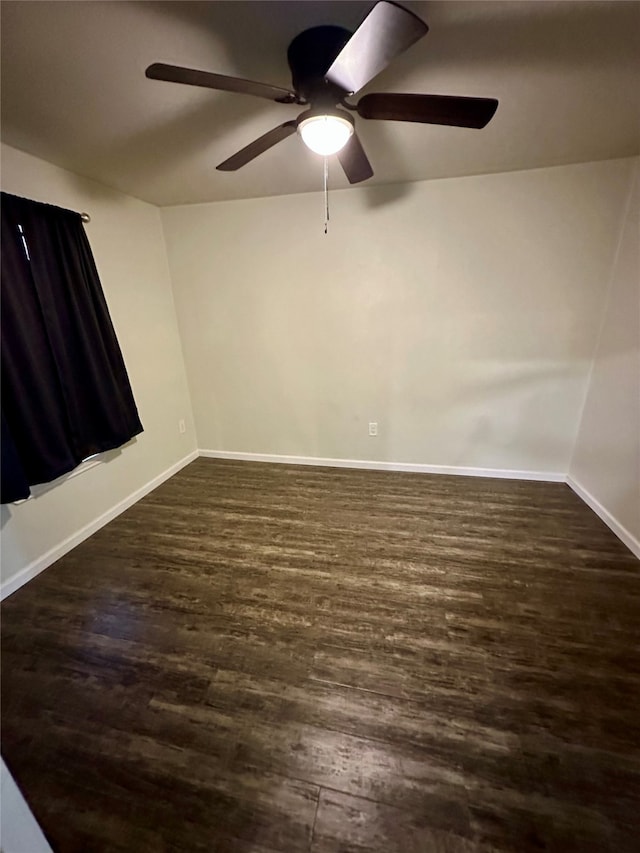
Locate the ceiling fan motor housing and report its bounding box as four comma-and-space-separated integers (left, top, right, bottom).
287, 25, 352, 104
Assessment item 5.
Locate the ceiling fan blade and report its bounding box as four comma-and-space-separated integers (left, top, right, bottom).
357, 93, 499, 128
145, 63, 297, 104
337, 133, 374, 184
325, 1, 428, 95
216, 121, 298, 171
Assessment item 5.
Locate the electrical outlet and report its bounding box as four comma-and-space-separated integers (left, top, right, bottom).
368, 422, 378, 436
178, 419, 186, 434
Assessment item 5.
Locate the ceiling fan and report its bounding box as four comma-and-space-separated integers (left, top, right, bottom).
146, 0, 498, 184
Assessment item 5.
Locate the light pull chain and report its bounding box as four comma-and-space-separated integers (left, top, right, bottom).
323, 156, 330, 234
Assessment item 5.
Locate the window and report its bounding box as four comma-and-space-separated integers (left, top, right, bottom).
1, 192, 143, 503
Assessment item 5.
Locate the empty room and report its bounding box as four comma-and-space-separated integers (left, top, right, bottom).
1, 1, 639, 851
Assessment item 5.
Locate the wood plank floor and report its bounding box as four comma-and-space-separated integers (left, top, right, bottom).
2, 458, 639, 852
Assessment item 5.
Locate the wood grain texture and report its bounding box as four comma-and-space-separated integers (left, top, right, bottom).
1, 458, 639, 852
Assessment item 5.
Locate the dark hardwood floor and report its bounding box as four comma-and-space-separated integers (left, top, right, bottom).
2, 458, 639, 852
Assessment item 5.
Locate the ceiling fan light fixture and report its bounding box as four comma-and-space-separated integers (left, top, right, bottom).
298, 113, 354, 156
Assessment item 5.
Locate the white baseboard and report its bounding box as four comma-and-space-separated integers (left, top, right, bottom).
566, 475, 640, 559
198, 449, 565, 482
1, 758, 53, 853
0, 450, 198, 601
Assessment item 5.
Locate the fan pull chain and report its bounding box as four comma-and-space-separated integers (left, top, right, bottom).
323, 156, 330, 234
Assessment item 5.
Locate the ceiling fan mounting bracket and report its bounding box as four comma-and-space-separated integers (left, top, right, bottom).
274, 92, 302, 105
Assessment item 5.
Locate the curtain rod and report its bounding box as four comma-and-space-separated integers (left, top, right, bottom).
80, 212, 91, 223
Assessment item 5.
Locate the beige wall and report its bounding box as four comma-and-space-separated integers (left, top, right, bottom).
161, 158, 634, 475
2, 148, 636, 585
570, 159, 640, 548
0, 144, 196, 588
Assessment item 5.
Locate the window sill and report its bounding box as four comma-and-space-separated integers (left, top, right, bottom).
14, 449, 122, 503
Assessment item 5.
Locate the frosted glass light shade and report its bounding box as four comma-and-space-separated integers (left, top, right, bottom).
298, 114, 354, 156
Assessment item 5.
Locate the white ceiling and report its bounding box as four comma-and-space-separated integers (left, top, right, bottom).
2, 1, 639, 206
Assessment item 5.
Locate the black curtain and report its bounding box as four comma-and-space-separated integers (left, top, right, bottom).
1, 192, 143, 503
